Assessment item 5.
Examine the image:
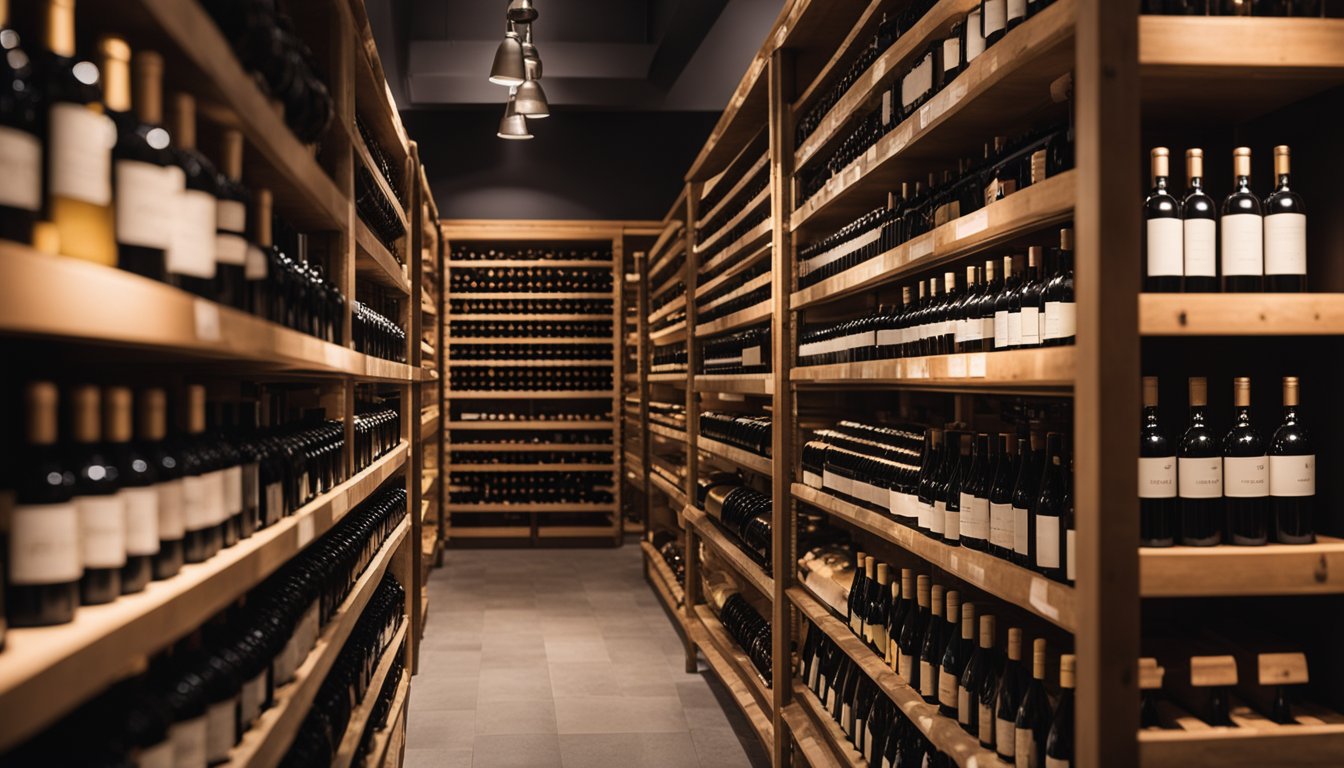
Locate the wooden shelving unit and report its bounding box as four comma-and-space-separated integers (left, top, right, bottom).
698, 436, 773, 477
330, 621, 408, 768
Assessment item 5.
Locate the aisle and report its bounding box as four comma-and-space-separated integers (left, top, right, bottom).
406, 543, 772, 768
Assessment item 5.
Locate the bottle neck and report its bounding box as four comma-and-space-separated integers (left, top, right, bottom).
1189, 404, 1207, 426
1277, 172, 1291, 190
1190, 176, 1204, 193
1143, 404, 1160, 427
1282, 405, 1298, 425
1234, 405, 1253, 426
1153, 174, 1169, 193
1235, 174, 1252, 192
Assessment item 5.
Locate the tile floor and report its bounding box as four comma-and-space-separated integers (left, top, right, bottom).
405, 542, 772, 768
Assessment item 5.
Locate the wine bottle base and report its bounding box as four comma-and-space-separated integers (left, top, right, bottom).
80, 568, 122, 605
121, 555, 153, 594
8, 582, 79, 626
154, 540, 185, 580
184, 529, 214, 563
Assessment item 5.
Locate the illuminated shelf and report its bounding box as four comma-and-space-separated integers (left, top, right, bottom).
698, 435, 772, 476
695, 373, 774, 395
693, 605, 771, 715
330, 621, 409, 768
695, 297, 773, 338
1141, 536, 1344, 598
791, 347, 1074, 393
355, 219, 409, 294
448, 390, 618, 399
1140, 293, 1344, 336
684, 506, 774, 599
445, 420, 615, 430
686, 619, 775, 761
695, 185, 772, 256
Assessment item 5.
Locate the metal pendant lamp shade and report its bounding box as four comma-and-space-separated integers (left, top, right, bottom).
507, 0, 539, 23
488, 29, 526, 86
497, 95, 533, 140
514, 77, 549, 119
521, 41, 543, 80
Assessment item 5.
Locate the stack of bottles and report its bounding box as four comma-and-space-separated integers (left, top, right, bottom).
651, 280, 686, 314
355, 163, 407, 255
703, 479, 772, 570
449, 266, 613, 294
700, 325, 772, 375
451, 450, 613, 466
355, 115, 407, 206
448, 429, 612, 448
451, 343, 612, 361
448, 298, 613, 316
697, 260, 770, 324
448, 319, 612, 338
650, 530, 686, 586
651, 346, 688, 374
447, 472, 615, 505
352, 302, 406, 362
448, 367, 614, 392
700, 411, 771, 458
449, 244, 613, 261
720, 592, 772, 686
352, 406, 401, 470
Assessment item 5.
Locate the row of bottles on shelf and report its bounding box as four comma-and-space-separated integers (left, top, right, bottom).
284, 577, 405, 768
795, 0, 1059, 148
649, 400, 686, 428
650, 306, 687, 333
448, 367, 614, 392
1140, 0, 1333, 15
356, 162, 406, 255
451, 408, 611, 423
649, 530, 685, 585
651, 346, 688, 373
700, 324, 771, 375
354, 114, 406, 206
1144, 145, 1307, 292
700, 411, 771, 459
798, 121, 1071, 289
446, 472, 614, 505
447, 298, 613, 316
447, 429, 612, 447
812, 564, 1071, 766
449, 343, 612, 362
449, 450, 614, 466
449, 244, 613, 262
697, 153, 765, 224
718, 591, 772, 685
695, 168, 768, 248
803, 418, 1075, 583
694, 198, 770, 271
3, 485, 407, 764
701, 475, 772, 569
797, 5, 1069, 205
698, 261, 770, 324
448, 266, 614, 294
448, 319, 613, 338
650, 280, 686, 314
1141, 375, 1314, 547
798, 233, 1075, 366
352, 301, 407, 363
648, 251, 687, 292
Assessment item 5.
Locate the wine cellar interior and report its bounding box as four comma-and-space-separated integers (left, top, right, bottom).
2, 0, 1344, 766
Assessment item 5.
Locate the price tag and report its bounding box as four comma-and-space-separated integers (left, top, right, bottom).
297, 515, 315, 548
1258, 653, 1309, 686
968, 353, 987, 378
918, 104, 932, 130
193, 300, 221, 342
946, 355, 968, 378
1028, 577, 1061, 620
955, 209, 990, 240
1191, 656, 1238, 687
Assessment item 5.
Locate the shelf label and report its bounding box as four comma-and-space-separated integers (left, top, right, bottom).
297, 515, 315, 548
193, 300, 221, 342
1258, 653, 1309, 686
946, 355, 968, 378
918, 104, 932, 130
968, 353, 987, 378
1028, 577, 1061, 621
955, 209, 990, 240
1191, 656, 1238, 687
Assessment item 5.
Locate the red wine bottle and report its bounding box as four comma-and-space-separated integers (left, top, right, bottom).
1139, 376, 1177, 547
1178, 377, 1222, 546
1269, 376, 1314, 544
1222, 377, 1268, 545
1144, 147, 1182, 292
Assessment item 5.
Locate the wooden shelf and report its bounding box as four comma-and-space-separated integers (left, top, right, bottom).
696, 241, 772, 300
421, 296, 438, 317
448, 391, 617, 399
648, 220, 686, 271
696, 218, 773, 276
446, 503, 616, 513
1139, 293, 1344, 336
0, 245, 422, 382
448, 359, 612, 368
366, 671, 409, 768
686, 619, 776, 761
649, 423, 689, 443
695, 185, 772, 256
1140, 536, 1344, 598
649, 320, 688, 343
446, 526, 532, 540
624, 453, 646, 483
694, 297, 773, 338
450, 463, 617, 472
788, 586, 1001, 768
790, 682, 868, 767
421, 407, 441, 436
698, 435, 773, 477
791, 347, 1075, 393
225, 519, 409, 768
694, 605, 772, 715
698, 154, 769, 228
684, 506, 774, 599
792, 483, 1076, 631
790, 0, 1076, 236
1139, 723, 1344, 768
641, 540, 686, 609
355, 219, 410, 294
445, 420, 616, 430
791, 171, 1076, 310
446, 260, 611, 268
448, 337, 614, 345
0, 444, 409, 752
684, 31, 770, 182
538, 524, 620, 538
450, 292, 613, 301
449, 443, 615, 453
353, 128, 409, 231
447, 313, 612, 321
648, 293, 688, 324
331, 621, 408, 768
651, 471, 689, 510
695, 373, 774, 395
780, 699, 837, 768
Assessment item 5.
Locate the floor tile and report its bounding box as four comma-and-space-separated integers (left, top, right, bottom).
472, 734, 564, 768
553, 695, 689, 734
475, 699, 558, 735
557, 733, 700, 768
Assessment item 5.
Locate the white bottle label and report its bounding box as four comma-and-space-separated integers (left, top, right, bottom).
966, 10, 986, 61
1007, 311, 1022, 347
168, 189, 218, 279
205, 469, 227, 525
964, 317, 983, 342
942, 38, 961, 73
1019, 307, 1041, 345
121, 486, 161, 556
157, 478, 186, 539
1013, 504, 1030, 556
945, 502, 960, 540
931, 500, 946, 535
1138, 456, 1177, 498
182, 474, 211, 531
241, 672, 265, 726
1008, 0, 1026, 19
205, 698, 237, 763
9, 502, 82, 585
48, 103, 115, 205
979, 704, 995, 746
266, 481, 284, 524
992, 311, 1007, 349
1036, 516, 1061, 568
919, 660, 936, 698
1184, 218, 1216, 277
79, 494, 128, 568
1066, 528, 1076, 582
115, 159, 176, 249
170, 714, 207, 768
990, 501, 1014, 549
1014, 727, 1036, 767
1045, 758, 1071, 768
1223, 455, 1268, 498
0, 126, 42, 211
898, 654, 914, 683
996, 717, 1016, 757
1178, 456, 1222, 499
1269, 454, 1315, 497
983, 0, 1007, 35
138, 740, 174, 768
1264, 212, 1306, 276
1146, 218, 1183, 277
245, 243, 268, 280
224, 465, 243, 517
1220, 213, 1264, 277
939, 670, 960, 709
961, 492, 989, 540
1044, 302, 1075, 340
958, 687, 971, 725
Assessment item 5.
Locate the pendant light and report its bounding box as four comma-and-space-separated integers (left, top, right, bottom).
507, 0, 538, 23
488, 22, 525, 87
514, 57, 549, 119
497, 89, 533, 140
521, 24, 543, 80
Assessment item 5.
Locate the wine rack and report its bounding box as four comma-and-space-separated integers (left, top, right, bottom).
0, 0, 436, 763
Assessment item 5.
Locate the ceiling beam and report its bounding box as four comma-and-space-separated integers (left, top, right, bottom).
646, 0, 728, 90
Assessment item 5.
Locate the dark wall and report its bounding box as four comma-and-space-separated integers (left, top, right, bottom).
402, 107, 718, 221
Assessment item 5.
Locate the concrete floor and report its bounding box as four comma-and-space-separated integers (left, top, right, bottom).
405, 542, 772, 768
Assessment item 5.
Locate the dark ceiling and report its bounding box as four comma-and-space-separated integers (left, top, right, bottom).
367, 0, 783, 111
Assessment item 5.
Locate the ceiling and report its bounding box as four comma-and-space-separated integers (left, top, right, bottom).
366, 0, 784, 111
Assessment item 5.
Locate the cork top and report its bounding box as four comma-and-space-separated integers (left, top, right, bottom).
864, 555, 875, 577
1151, 146, 1170, 180
25, 381, 59, 445
945, 590, 959, 623
944, 271, 956, 293
1274, 145, 1291, 176
1032, 637, 1047, 679
1186, 147, 1204, 179
103, 386, 134, 443
929, 584, 944, 617
220, 130, 244, 180
916, 574, 930, 607
186, 384, 206, 434
138, 388, 167, 441
71, 384, 101, 443
1282, 376, 1299, 407
1006, 627, 1022, 660
961, 601, 975, 640
856, 551, 867, 570
1060, 228, 1074, 251
98, 36, 132, 113
1233, 146, 1252, 177
46, 0, 76, 58
1188, 376, 1208, 407
172, 93, 197, 150
133, 51, 164, 125
984, 259, 996, 282
875, 562, 889, 584
1143, 376, 1158, 408
1233, 376, 1251, 408
978, 614, 995, 649
966, 265, 977, 285
1028, 245, 1041, 267
1060, 654, 1076, 689
254, 189, 273, 247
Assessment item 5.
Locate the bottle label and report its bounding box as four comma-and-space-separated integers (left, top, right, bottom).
942, 38, 961, 73
48, 103, 115, 205
938, 670, 959, 709
1220, 213, 1264, 276
115, 159, 176, 249
1045, 758, 1071, 768
266, 481, 285, 524
931, 500, 946, 534
901, 53, 934, 111
1044, 301, 1075, 340
1036, 515, 1061, 568
1013, 504, 1030, 556
183, 474, 212, 531
1184, 218, 1216, 277
0, 126, 42, 211
168, 188, 218, 279
1269, 454, 1315, 497
964, 316, 983, 343
1066, 528, 1076, 582
206, 698, 237, 763
207, 469, 227, 525
1264, 212, 1306, 276
979, 704, 995, 746
944, 502, 960, 540
157, 478, 186, 539
990, 501, 1014, 549
994, 310, 1009, 348
983, 0, 1007, 35
1007, 0, 1026, 19
245, 243, 268, 280
1138, 456, 1177, 498
1146, 218, 1183, 277
121, 486, 161, 556
224, 465, 243, 516
1007, 311, 1022, 347
241, 672, 265, 726
217, 232, 249, 267
1223, 455, 1268, 498
1177, 456, 1222, 499
1014, 727, 1036, 767
243, 462, 260, 513
898, 654, 914, 683
919, 660, 936, 698
8, 502, 82, 585
169, 715, 207, 768
995, 717, 1016, 757
961, 492, 989, 540
79, 495, 128, 568
1019, 307, 1041, 345
958, 687, 971, 725
138, 740, 174, 768
966, 11, 986, 61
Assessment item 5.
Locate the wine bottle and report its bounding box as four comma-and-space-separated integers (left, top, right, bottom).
1144, 147, 1182, 292
214, 130, 249, 309
1223, 377, 1268, 546
976, 615, 1002, 747
1181, 149, 1217, 293
1014, 637, 1052, 768
1018, 247, 1044, 348
179, 385, 219, 563
166, 93, 218, 299
888, 568, 914, 672
7, 382, 80, 626
994, 255, 1017, 350
69, 384, 125, 604
860, 555, 877, 644
939, 597, 972, 718
40, 0, 118, 266
960, 433, 991, 551
1139, 376, 1177, 547
988, 433, 1018, 559
246, 188, 272, 316
916, 429, 943, 536
1011, 432, 1043, 567
1045, 654, 1075, 768
1043, 229, 1075, 346
918, 584, 945, 703
994, 627, 1027, 762
1220, 147, 1263, 292
1178, 377, 1222, 546
103, 386, 156, 594
847, 551, 868, 636
961, 613, 996, 737
1269, 376, 1314, 544
929, 429, 953, 541
943, 433, 970, 545
0, 1, 41, 244
982, 0, 1008, 47
869, 562, 892, 656
897, 574, 930, 686
1034, 432, 1066, 580
1262, 145, 1306, 292
1007, 0, 1027, 29
138, 388, 184, 579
